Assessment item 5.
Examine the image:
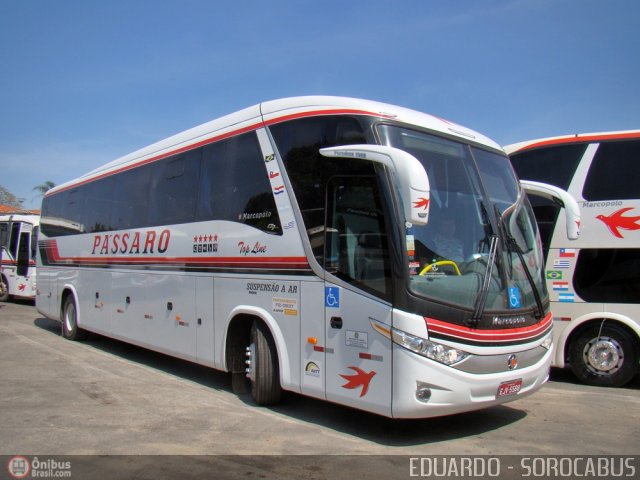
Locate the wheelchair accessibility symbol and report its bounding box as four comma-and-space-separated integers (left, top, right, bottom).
509, 287, 522, 309
325, 287, 340, 308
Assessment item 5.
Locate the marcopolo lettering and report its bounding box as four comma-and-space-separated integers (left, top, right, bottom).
582, 200, 623, 208
238, 211, 272, 221
91, 229, 171, 255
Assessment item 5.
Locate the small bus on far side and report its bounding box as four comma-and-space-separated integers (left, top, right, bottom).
506, 131, 640, 387
1, 214, 39, 301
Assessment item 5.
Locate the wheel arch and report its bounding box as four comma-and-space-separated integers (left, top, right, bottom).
59, 284, 81, 325
557, 312, 640, 366
223, 306, 292, 389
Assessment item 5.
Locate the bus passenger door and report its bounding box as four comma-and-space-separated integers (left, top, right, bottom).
323, 176, 393, 417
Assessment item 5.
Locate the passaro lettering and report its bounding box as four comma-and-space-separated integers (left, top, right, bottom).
91, 229, 171, 255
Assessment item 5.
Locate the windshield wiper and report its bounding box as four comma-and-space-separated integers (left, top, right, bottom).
468, 200, 500, 327
469, 234, 498, 327
496, 195, 545, 320
507, 235, 544, 319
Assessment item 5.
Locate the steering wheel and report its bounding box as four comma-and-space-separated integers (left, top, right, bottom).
419, 260, 461, 276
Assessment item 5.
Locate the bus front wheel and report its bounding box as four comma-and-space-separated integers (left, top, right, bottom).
62, 295, 87, 341
246, 321, 282, 405
0, 275, 9, 302
569, 323, 638, 387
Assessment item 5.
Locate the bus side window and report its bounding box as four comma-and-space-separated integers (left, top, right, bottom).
148, 151, 200, 226
197, 133, 281, 234
325, 176, 391, 298
583, 140, 640, 200
574, 248, 640, 303
31, 227, 39, 260
9, 223, 20, 259
17, 232, 30, 277
269, 115, 373, 260
83, 177, 115, 232
509, 143, 586, 190
0, 222, 7, 250
111, 165, 152, 230
526, 194, 561, 260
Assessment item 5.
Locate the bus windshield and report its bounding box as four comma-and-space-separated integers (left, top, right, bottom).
379, 125, 546, 317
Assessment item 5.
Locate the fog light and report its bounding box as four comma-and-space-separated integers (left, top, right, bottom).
415, 382, 432, 403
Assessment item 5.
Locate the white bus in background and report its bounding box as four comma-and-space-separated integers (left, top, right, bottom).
0, 213, 39, 301
506, 131, 640, 387
37, 96, 577, 418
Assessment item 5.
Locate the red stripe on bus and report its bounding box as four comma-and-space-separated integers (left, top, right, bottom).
42, 240, 308, 269
511, 131, 640, 154
2, 259, 37, 266
46, 108, 388, 197
425, 313, 552, 343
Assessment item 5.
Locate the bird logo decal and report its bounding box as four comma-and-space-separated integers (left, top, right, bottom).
413, 197, 430, 210
595, 207, 640, 238
339, 366, 376, 397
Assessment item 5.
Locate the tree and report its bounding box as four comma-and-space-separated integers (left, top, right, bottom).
0, 185, 24, 207
33, 181, 56, 196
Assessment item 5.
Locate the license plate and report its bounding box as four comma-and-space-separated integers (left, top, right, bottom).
497, 379, 522, 397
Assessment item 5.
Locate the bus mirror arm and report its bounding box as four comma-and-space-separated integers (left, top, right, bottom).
520, 180, 581, 240
319, 145, 431, 226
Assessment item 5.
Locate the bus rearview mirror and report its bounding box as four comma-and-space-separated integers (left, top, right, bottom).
520, 180, 581, 240
319, 145, 431, 226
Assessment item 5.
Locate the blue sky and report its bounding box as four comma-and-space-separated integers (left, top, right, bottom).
1, 0, 638, 210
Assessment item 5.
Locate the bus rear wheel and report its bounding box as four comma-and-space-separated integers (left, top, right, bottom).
246, 321, 282, 405
62, 295, 87, 341
569, 323, 638, 387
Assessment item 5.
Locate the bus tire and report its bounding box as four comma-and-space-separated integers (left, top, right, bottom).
248, 321, 282, 405
62, 294, 87, 341
569, 323, 638, 387
0, 275, 9, 302
231, 372, 249, 394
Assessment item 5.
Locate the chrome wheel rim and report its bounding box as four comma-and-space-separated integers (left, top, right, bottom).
583, 336, 623, 375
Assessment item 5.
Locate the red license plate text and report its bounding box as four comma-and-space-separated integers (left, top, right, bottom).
497, 379, 522, 397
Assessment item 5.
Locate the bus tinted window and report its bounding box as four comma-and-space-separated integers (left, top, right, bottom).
526, 195, 560, 259
510, 143, 587, 190
197, 132, 281, 234
111, 164, 153, 230
148, 150, 201, 226
66, 188, 85, 229
0, 222, 8, 248
83, 176, 115, 232
574, 248, 640, 303
42, 132, 281, 237
41, 190, 84, 237
325, 175, 391, 298
583, 140, 640, 201
269, 116, 372, 260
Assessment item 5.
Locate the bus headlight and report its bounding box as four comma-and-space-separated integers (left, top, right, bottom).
392, 328, 469, 366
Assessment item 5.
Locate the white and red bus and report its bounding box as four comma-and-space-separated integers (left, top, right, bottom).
1, 213, 39, 301
37, 97, 577, 418
507, 131, 640, 387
